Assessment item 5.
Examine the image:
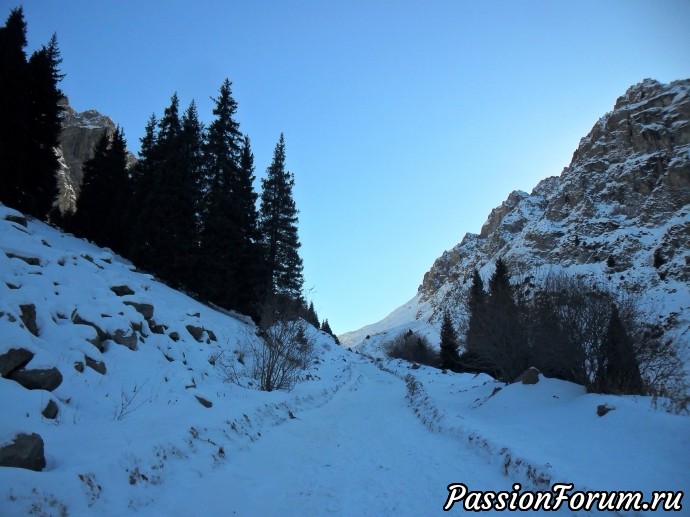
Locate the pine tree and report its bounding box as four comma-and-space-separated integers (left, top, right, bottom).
305, 301, 319, 328
0, 7, 30, 210
129, 95, 202, 288
20, 33, 63, 219
439, 311, 460, 371
199, 80, 264, 318
465, 268, 486, 356
0, 10, 63, 220
596, 304, 645, 395
259, 133, 304, 304
71, 127, 130, 253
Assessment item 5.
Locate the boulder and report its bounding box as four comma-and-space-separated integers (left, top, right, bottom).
124, 301, 154, 320
8, 367, 63, 391
597, 404, 615, 417
195, 395, 213, 408
186, 325, 205, 342
149, 320, 167, 334
112, 329, 138, 350
42, 400, 59, 419
4, 214, 28, 227
0, 433, 46, 471
0, 348, 34, 377
5, 253, 40, 266
19, 304, 39, 336
85, 356, 106, 375
515, 367, 540, 385
110, 285, 135, 297
72, 312, 107, 352
169, 331, 180, 342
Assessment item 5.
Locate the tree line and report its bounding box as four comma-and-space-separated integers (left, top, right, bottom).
387, 258, 685, 408
0, 7, 340, 336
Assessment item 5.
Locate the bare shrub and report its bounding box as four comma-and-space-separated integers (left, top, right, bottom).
385, 330, 438, 367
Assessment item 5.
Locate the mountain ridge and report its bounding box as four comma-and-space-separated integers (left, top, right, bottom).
341, 78, 690, 359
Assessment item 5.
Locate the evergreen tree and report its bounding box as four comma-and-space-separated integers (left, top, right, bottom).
130, 95, 202, 288
71, 127, 130, 253
439, 311, 460, 371
20, 33, 63, 219
0, 7, 29, 210
199, 80, 264, 318
0, 10, 63, 220
464, 268, 486, 356
305, 301, 319, 328
259, 133, 304, 304
596, 304, 645, 395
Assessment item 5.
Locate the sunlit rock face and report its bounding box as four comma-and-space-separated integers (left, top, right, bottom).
344, 79, 690, 354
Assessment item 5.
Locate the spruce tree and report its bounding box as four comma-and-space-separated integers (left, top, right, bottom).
259, 133, 304, 304
20, 33, 63, 219
71, 127, 130, 253
130, 95, 202, 288
439, 311, 460, 371
0, 7, 29, 210
596, 304, 645, 395
199, 80, 264, 318
305, 301, 319, 328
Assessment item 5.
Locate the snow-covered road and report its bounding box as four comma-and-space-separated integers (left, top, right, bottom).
153, 358, 516, 516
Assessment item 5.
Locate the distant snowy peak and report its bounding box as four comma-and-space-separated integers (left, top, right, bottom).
343, 78, 690, 353
56, 98, 136, 214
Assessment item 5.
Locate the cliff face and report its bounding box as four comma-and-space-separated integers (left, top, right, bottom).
55, 98, 136, 214
342, 79, 690, 355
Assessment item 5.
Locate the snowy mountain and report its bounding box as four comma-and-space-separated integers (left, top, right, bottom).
341, 79, 690, 363
56, 98, 136, 215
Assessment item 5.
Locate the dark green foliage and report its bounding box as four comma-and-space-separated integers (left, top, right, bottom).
594, 304, 645, 395
439, 311, 460, 371
461, 259, 528, 382
0, 9, 62, 220
129, 95, 202, 289
259, 133, 304, 303
305, 302, 319, 328
70, 127, 130, 254
385, 330, 438, 367
198, 80, 264, 319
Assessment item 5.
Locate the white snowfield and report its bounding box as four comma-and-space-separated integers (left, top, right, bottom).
1, 205, 688, 516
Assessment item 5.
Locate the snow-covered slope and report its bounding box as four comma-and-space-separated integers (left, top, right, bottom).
1, 204, 688, 515
341, 79, 690, 360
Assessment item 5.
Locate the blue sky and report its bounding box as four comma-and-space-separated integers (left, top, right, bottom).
11, 0, 690, 334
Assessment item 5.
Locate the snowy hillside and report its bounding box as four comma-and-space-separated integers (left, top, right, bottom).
1, 203, 689, 515
341, 79, 690, 362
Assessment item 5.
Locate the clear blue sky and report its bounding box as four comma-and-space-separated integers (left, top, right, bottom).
10, 0, 690, 334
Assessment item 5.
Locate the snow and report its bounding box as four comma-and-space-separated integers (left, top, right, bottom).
1, 205, 689, 515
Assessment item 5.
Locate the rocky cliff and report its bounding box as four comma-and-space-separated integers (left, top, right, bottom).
55, 98, 136, 214
341, 79, 690, 357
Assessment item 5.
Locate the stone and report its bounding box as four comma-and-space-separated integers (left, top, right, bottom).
19, 304, 39, 336
8, 367, 63, 391
515, 367, 540, 385
5, 214, 27, 227
149, 320, 167, 334
5, 253, 40, 266
110, 285, 135, 296
42, 400, 59, 419
112, 329, 138, 350
74, 361, 84, 372
85, 356, 106, 375
0, 433, 46, 471
186, 324, 205, 342
169, 331, 180, 342
124, 301, 154, 320
72, 312, 107, 352
597, 404, 615, 417
0, 348, 34, 377
195, 395, 212, 408
207, 329, 217, 342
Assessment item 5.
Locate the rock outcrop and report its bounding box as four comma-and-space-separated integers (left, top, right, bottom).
56, 98, 136, 214
343, 79, 690, 356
